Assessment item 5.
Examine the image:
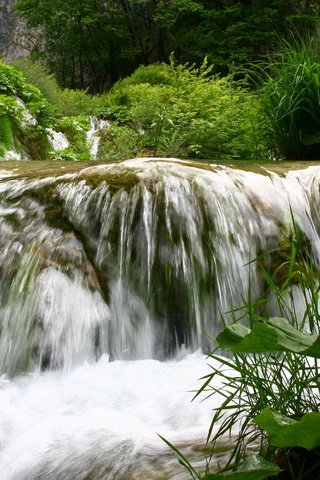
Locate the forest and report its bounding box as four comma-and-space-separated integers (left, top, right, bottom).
14, 0, 320, 91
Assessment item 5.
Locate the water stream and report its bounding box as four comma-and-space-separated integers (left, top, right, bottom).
0, 158, 320, 479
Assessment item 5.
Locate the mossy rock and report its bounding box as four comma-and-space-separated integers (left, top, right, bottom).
78, 169, 141, 195
264, 234, 315, 288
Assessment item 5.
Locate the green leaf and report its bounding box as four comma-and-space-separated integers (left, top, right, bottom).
253, 407, 320, 450
216, 317, 320, 357
204, 455, 280, 479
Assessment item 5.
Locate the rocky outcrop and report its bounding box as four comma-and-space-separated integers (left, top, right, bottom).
0, 0, 41, 59
0, 0, 15, 54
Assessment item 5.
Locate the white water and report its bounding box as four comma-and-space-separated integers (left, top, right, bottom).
0, 159, 320, 478
86, 117, 111, 157
15, 98, 37, 127
3, 150, 21, 161
46, 128, 70, 151
0, 352, 220, 479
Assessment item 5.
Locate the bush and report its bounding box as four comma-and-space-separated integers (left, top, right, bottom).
97, 124, 140, 161
57, 89, 103, 116
0, 62, 54, 159
101, 59, 262, 160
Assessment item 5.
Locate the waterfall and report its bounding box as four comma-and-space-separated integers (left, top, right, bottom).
0, 159, 320, 478
86, 116, 111, 157
46, 128, 69, 151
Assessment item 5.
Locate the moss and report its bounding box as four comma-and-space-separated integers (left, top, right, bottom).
259, 227, 317, 292
79, 170, 141, 195
0, 116, 14, 150
15, 123, 51, 160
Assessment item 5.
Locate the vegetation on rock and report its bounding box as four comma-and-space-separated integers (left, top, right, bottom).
0, 62, 53, 159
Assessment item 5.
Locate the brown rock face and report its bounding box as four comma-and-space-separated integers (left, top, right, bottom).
0, 0, 42, 59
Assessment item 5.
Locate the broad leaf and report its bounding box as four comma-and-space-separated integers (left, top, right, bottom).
253, 407, 320, 450
204, 454, 280, 479
216, 318, 320, 357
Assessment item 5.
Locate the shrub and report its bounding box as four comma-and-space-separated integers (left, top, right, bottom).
101, 59, 262, 160
0, 62, 54, 158
57, 89, 103, 116
10, 58, 63, 107
97, 124, 140, 161
110, 63, 174, 87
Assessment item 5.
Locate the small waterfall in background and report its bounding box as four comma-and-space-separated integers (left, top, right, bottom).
46, 128, 70, 152
86, 117, 111, 158
0, 158, 320, 479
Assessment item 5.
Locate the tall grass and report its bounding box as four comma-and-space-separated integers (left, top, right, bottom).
250, 37, 320, 160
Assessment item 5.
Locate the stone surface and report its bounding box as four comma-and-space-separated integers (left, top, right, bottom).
0, 0, 42, 58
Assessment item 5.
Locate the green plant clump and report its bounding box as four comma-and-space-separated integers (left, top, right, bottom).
0, 62, 56, 159
249, 37, 320, 160
166, 237, 320, 479
97, 58, 262, 161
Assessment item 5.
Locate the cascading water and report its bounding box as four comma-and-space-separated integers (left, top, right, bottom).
0, 158, 320, 479
86, 117, 111, 158
46, 128, 70, 152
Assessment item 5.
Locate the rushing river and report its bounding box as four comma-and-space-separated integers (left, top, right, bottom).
0, 158, 320, 479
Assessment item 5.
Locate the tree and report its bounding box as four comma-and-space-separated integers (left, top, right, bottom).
15, 0, 320, 91
15, 0, 164, 91
155, 0, 320, 73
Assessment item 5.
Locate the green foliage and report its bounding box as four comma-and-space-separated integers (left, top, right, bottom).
248, 37, 320, 160
0, 95, 22, 120
96, 105, 132, 125
15, 0, 319, 92
253, 408, 320, 450
111, 63, 174, 88
0, 62, 27, 96
10, 58, 103, 116
15, 125, 51, 160
55, 116, 90, 159
97, 124, 140, 161
156, 0, 319, 73
0, 116, 14, 150
204, 455, 280, 479
0, 62, 54, 159
0, 62, 52, 123
166, 236, 320, 478
101, 61, 261, 160
9, 58, 61, 106
56, 89, 102, 116
216, 317, 320, 357
15, 0, 165, 91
